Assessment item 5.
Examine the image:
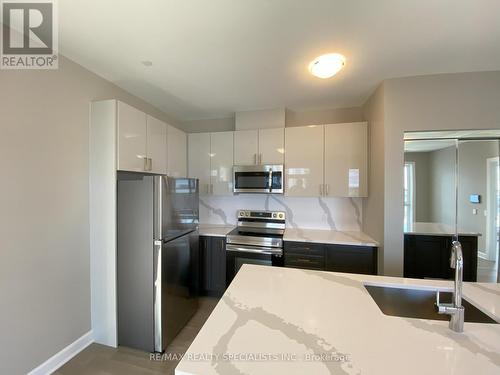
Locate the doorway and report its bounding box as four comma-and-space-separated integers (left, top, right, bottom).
480, 157, 500, 282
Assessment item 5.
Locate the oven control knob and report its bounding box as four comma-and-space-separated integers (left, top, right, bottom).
278, 213, 284, 219
245, 212, 250, 217
272, 213, 277, 218
239, 212, 244, 217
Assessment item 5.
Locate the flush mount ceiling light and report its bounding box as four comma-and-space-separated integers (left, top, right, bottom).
141, 60, 153, 67
308, 53, 346, 79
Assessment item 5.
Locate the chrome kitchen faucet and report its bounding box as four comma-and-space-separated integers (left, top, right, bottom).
435, 240, 465, 333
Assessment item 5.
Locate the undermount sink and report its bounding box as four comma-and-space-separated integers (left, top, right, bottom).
365, 284, 498, 324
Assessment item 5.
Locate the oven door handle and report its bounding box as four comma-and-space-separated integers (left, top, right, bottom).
226, 244, 283, 256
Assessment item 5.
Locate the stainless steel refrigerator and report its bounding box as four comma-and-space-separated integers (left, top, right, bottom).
117, 173, 199, 353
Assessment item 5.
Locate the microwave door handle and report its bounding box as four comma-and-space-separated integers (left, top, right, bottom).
268, 170, 273, 193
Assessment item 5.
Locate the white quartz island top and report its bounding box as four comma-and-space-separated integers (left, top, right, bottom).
284, 228, 379, 247
176, 265, 500, 375
404, 222, 481, 237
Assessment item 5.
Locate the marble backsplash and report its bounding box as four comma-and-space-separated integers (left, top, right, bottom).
199, 194, 363, 231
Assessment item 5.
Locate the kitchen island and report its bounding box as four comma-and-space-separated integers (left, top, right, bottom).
404, 222, 480, 281
176, 265, 500, 375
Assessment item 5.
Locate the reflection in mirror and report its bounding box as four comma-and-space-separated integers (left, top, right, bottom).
458, 140, 499, 282
403, 139, 457, 234
403, 132, 500, 283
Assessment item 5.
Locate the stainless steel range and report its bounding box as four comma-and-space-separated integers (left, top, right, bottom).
226, 210, 285, 284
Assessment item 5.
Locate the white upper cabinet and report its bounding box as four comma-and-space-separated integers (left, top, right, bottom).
167, 124, 187, 177
146, 116, 167, 174
234, 130, 258, 165
117, 101, 147, 172
188, 133, 211, 195
259, 128, 284, 164
210, 131, 234, 196
116, 101, 182, 175
285, 126, 324, 197
234, 128, 284, 165
324, 122, 368, 197
188, 131, 234, 196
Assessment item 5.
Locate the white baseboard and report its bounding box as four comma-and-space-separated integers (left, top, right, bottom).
28, 330, 94, 375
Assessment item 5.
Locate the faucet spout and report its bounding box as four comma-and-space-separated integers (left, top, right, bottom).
435, 240, 465, 333
451, 240, 463, 308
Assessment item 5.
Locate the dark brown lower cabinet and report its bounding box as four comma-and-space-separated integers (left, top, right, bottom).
404, 234, 477, 282
284, 242, 326, 270
325, 245, 378, 275
199, 236, 226, 297
284, 241, 378, 275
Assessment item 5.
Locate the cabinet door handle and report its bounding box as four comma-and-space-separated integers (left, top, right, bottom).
210, 184, 214, 194
259, 153, 263, 164
254, 153, 257, 165
143, 157, 148, 171
319, 184, 323, 196
206, 184, 210, 194
149, 158, 153, 171
325, 184, 329, 196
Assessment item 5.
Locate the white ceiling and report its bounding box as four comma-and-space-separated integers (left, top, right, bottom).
59, 1, 500, 121
404, 140, 457, 153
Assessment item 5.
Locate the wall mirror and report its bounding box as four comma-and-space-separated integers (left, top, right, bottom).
403, 130, 499, 283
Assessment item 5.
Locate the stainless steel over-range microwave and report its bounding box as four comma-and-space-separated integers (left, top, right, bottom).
233, 165, 284, 194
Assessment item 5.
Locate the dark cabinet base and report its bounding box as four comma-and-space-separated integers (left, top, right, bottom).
284, 241, 378, 275
404, 234, 477, 282
199, 236, 226, 297
326, 245, 378, 275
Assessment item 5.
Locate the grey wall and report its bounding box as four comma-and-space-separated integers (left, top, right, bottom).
0, 56, 178, 375
181, 106, 363, 132
362, 84, 385, 274
404, 152, 431, 222
182, 116, 235, 133
428, 146, 456, 226
368, 71, 500, 276
285, 107, 364, 127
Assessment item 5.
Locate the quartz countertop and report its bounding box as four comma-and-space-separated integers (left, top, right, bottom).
198, 224, 235, 237
404, 222, 481, 236
198, 224, 379, 247
284, 228, 379, 247
176, 265, 500, 375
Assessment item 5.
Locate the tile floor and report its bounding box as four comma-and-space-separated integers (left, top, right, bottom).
55, 297, 219, 375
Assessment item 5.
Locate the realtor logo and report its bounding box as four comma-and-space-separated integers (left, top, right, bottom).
1, 0, 58, 69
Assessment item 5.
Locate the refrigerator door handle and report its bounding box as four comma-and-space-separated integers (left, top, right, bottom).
153, 176, 163, 240
153, 241, 162, 352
